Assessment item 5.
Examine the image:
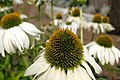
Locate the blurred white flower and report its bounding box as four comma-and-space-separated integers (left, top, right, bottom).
13, 0, 24, 5
0, 12, 42, 57
54, 13, 64, 27
101, 16, 115, 32
0, 6, 13, 12
87, 14, 115, 34
61, 21, 79, 34
86, 35, 120, 65
25, 29, 102, 80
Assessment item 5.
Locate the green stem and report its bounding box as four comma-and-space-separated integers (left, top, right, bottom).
37, 5, 41, 26
22, 56, 29, 68
50, 1, 55, 30
80, 7, 83, 44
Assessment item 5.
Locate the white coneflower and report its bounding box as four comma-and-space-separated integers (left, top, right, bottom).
13, 0, 24, 5
67, 7, 81, 26
0, 12, 42, 57
54, 13, 64, 27
86, 35, 120, 65
61, 21, 79, 34
67, 7, 88, 28
101, 16, 115, 32
25, 29, 102, 80
0, 6, 13, 12
87, 14, 105, 34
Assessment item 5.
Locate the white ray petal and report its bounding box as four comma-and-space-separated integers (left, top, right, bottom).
78, 66, 92, 80
3, 29, 16, 53
84, 54, 102, 74
112, 46, 120, 58
111, 47, 119, 63
61, 69, 67, 80
54, 68, 62, 80
96, 46, 102, 62
10, 27, 23, 52
108, 48, 115, 65
48, 67, 56, 80
33, 62, 50, 79
37, 67, 51, 80
101, 47, 105, 65
0, 29, 5, 57
82, 61, 95, 80
85, 42, 96, 48
20, 22, 42, 40
67, 70, 74, 80
25, 55, 46, 76
104, 48, 110, 64
74, 68, 82, 80
15, 27, 29, 49
89, 44, 98, 56
99, 24, 105, 33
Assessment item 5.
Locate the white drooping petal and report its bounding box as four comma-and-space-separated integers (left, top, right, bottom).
0, 29, 5, 57
111, 47, 119, 63
3, 28, 16, 54
101, 47, 106, 65
89, 44, 98, 56
82, 61, 95, 80
96, 46, 102, 62
61, 69, 67, 80
37, 67, 51, 80
67, 70, 74, 80
34, 61, 50, 79
99, 24, 105, 33
108, 48, 115, 65
48, 67, 56, 80
78, 66, 92, 80
84, 53, 102, 74
10, 28, 23, 52
112, 46, 120, 58
20, 22, 42, 40
25, 55, 46, 76
13, 27, 29, 50
104, 48, 110, 64
73, 68, 83, 80
85, 41, 96, 48
53, 68, 62, 80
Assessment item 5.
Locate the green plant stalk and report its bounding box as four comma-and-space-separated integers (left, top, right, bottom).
37, 5, 41, 26
50, 1, 55, 30
80, 8, 83, 44
22, 56, 29, 68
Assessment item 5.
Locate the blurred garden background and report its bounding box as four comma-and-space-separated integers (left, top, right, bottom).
0, 0, 120, 80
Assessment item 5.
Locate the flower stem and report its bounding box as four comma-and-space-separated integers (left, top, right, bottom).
22, 55, 29, 68
50, 0, 55, 30
80, 7, 83, 44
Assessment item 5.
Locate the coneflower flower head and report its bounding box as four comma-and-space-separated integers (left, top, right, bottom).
45, 29, 84, 71
102, 16, 109, 23
1, 12, 22, 29
92, 14, 102, 23
56, 13, 63, 20
96, 35, 113, 48
72, 7, 80, 17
